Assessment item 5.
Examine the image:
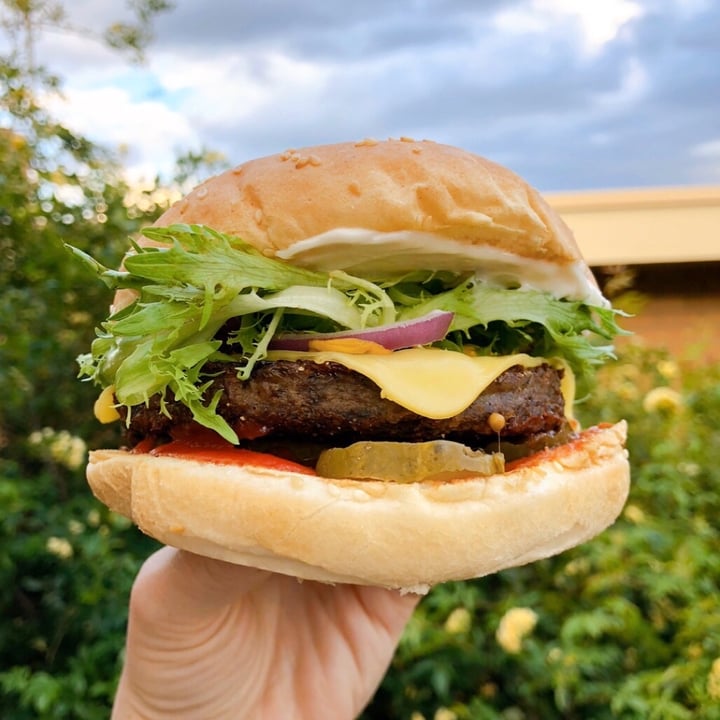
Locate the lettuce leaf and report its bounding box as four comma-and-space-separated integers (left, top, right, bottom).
396, 279, 625, 395
69, 223, 626, 443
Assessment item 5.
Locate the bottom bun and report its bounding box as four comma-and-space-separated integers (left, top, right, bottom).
87, 422, 629, 592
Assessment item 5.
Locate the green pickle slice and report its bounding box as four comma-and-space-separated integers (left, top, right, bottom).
316, 440, 505, 483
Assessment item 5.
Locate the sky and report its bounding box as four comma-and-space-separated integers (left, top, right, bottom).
17, 0, 720, 192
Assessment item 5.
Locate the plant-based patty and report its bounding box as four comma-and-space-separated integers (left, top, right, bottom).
122, 361, 566, 447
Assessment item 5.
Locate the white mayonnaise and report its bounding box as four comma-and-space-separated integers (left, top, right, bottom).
276, 229, 608, 307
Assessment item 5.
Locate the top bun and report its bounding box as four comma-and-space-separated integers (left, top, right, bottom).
115, 138, 603, 309
157, 138, 579, 263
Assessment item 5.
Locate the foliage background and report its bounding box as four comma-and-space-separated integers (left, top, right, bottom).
2, 3, 720, 717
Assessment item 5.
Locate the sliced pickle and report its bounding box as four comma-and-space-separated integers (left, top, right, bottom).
492, 422, 576, 462
316, 440, 505, 483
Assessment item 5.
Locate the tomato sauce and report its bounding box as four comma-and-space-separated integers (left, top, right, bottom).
505, 424, 611, 472
133, 424, 316, 475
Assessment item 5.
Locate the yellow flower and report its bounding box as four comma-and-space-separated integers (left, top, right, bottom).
643, 387, 683, 413
624, 504, 645, 524
68, 519, 85, 535
434, 709, 457, 720
68, 311, 92, 326
28, 427, 53, 445
46, 536, 73, 559
708, 657, 720, 700
617, 382, 639, 401
657, 360, 679, 380
677, 462, 700, 478
29, 427, 87, 470
444, 607, 472, 634
410, 713, 426, 720
496, 607, 538, 654
617, 363, 641, 382
49, 430, 87, 470
564, 557, 590, 576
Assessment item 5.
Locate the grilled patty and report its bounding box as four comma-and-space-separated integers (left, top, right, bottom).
124, 360, 566, 448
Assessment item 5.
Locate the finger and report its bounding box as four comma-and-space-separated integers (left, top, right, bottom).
130, 547, 272, 625
354, 585, 422, 637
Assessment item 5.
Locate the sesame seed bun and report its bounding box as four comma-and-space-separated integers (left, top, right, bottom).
95, 139, 628, 590
113, 139, 602, 313
162, 138, 577, 260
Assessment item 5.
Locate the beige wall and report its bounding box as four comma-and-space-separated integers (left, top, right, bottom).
546, 186, 720, 362
546, 186, 720, 266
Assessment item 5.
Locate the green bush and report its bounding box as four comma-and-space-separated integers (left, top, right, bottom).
0, 458, 157, 719
0, 61, 164, 716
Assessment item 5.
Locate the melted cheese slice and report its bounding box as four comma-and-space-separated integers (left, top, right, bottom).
94, 385, 121, 423
267, 348, 575, 420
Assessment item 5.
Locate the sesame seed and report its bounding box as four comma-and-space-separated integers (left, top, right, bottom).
355, 137, 379, 147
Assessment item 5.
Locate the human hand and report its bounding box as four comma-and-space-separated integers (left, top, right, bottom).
111, 547, 420, 719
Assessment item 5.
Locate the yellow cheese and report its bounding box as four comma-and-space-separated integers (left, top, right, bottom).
308, 338, 392, 355
559, 364, 576, 423
94, 385, 121, 424
267, 347, 575, 420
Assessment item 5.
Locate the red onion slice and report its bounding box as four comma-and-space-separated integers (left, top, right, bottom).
269, 310, 454, 352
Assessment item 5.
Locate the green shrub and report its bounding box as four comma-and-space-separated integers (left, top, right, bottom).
0, 65, 165, 716
0, 455, 157, 718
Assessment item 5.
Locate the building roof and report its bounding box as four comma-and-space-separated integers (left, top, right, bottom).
546, 186, 720, 266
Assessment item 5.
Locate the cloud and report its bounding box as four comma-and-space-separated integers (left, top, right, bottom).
151, 0, 503, 60
44, 85, 199, 183
17, 0, 720, 191
494, 0, 645, 56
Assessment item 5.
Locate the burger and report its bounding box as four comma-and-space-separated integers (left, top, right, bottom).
73, 138, 629, 592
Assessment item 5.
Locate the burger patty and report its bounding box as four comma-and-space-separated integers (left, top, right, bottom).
124, 360, 566, 447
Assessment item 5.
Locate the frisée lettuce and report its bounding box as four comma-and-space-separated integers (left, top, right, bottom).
69, 223, 625, 443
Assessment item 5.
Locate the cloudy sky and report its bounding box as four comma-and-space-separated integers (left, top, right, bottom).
19, 0, 720, 192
